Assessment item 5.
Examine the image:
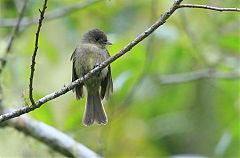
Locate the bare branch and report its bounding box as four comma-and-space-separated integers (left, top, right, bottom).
0, 0, 102, 28
1, 109, 100, 158
178, 4, 240, 12
0, 0, 184, 123
29, 0, 48, 105
159, 69, 240, 84
0, 0, 28, 75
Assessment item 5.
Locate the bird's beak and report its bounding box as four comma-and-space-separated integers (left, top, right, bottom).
105, 41, 112, 45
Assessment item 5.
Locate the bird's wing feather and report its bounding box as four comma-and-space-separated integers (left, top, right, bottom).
100, 50, 113, 99
71, 48, 84, 99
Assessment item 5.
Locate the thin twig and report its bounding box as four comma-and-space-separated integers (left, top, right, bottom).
29, 0, 48, 105
0, 0, 102, 28
178, 4, 240, 12
0, 0, 184, 123
0, 0, 28, 75
2, 108, 100, 158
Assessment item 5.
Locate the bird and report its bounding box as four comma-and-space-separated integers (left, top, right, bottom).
71, 28, 113, 126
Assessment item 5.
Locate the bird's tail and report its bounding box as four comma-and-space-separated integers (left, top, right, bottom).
83, 90, 108, 126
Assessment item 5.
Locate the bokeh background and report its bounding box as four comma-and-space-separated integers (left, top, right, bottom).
0, 0, 239, 157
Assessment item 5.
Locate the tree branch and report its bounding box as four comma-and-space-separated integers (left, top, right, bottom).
159, 69, 240, 84
0, 0, 28, 75
0, 0, 184, 123
1, 109, 100, 158
0, 0, 102, 28
178, 4, 240, 12
29, 0, 48, 105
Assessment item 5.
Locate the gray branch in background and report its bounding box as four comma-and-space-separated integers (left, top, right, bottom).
0, 0, 184, 123
0, 0, 102, 27
2, 109, 100, 158
159, 69, 240, 84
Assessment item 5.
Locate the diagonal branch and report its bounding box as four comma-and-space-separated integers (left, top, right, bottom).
0, 0, 184, 123
0, 0, 28, 75
29, 0, 48, 105
1, 109, 100, 158
0, 0, 102, 28
178, 4, 240, 12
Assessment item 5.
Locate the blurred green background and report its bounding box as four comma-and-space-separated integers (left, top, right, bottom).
0, 0, 239, 157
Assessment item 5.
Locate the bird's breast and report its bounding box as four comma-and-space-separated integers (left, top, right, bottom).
74, 44, 108, 78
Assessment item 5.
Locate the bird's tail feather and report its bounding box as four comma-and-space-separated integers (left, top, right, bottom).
83, 90, 108, 126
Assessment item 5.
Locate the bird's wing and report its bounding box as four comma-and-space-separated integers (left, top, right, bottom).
71, 48, 84, 99
100, 50, 113, 99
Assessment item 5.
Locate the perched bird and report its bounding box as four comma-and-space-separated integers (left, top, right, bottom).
71, 29, 113, 126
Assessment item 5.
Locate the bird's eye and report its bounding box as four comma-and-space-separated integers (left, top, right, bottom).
95, 37, 100, 41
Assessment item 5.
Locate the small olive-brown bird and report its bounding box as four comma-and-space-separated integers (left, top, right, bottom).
71, 29, 113, 126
